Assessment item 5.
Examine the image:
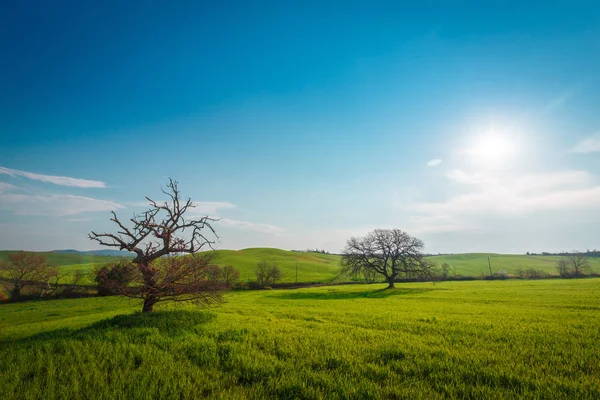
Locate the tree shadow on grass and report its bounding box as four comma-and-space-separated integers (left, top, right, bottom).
1, 310, 215, 346
271, 287, 442, 300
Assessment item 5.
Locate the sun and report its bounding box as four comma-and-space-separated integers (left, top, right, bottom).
466, 132, 515, 165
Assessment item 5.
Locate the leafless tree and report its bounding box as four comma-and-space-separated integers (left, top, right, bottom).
341, 229, 432, 288
0, 252, 61, 300
221, 265, 240, 285
567, 252, 590, 277
441, 263, 450, 280
89, 179, 226, 312
556, 258, 570, 277
256, 260, 282, 286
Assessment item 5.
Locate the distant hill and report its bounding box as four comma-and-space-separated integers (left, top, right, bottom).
52, 249, 135, 257
3, 249, 599, 284
212, 248, 342, 283
428, 253, 600, 276
0, 251, 122, 267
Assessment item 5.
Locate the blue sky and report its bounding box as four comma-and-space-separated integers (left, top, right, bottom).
1, 1, 600, 253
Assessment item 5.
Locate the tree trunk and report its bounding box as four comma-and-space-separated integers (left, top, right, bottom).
142, 295, 157, 313
387, 278, 395, 289
11, 286, 21, 301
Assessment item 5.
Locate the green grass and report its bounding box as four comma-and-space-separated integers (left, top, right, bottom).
0, 251, 121, 267
1, 279, 599, 399
429, 253, 600, 276
4, 249, 599, 285
211, 248, 342, 283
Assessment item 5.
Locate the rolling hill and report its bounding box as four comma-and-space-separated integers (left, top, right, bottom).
2, 249, 599, 285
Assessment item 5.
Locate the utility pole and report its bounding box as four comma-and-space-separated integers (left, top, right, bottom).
295, 259, 298, 284
488, 256, 493, 278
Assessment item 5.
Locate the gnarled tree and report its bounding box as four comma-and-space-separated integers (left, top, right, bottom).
341, 229, 432, 288
89, 179, 225, 312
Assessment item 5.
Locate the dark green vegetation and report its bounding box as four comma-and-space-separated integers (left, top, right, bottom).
1, 279, 599, 399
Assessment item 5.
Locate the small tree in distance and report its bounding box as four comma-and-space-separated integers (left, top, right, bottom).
556, 258, 570, 277
341, 229, 432, 289
256, 260, 282, 286
222, 265, 240, 285
0, 252, 61, 300
89, 179, 226, 312
567, 252, 590, 277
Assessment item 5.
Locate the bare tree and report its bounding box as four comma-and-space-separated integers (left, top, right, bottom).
341, 229, 432, 289
255, 260, 282, 286
556, 258, 570, 277
0, 252, 60, 300
221, 265, 240, 285
441, 263, 450, 280
567, 252, 590, 277
89, 179, 225, 312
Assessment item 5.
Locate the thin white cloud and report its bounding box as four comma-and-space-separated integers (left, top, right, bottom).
0, 182, 16, 192
192, 201, 236, 215
570, 133, 600, 154
403, 169, 600, 233
0, 166, 106, 188
427, 159, 442, 167
217, 218, 283, 234
131, 200, 235, 216
0, 193, 123, 216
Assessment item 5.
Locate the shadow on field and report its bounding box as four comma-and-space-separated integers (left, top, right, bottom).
1, 310, 215, 345
271, 287, 440, 300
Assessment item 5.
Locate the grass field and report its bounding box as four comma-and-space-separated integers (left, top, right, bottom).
0, 251, 120, 267
429, 253, 600, 276
2, 249, 600, 287
1, 279, 599, 399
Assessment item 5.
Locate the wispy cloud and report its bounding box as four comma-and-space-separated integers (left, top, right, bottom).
0, 166, 106, 188
0, 193, 123, 216
217, 218, 283, 234
570, 133, 600, 154
403, 169, 600, 233
0, 182, 16, 192
131, 200, 235, 216
192, 201, 236, 215
427, 159, 442, 167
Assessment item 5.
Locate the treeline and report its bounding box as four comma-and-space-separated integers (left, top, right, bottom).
293, 249, 333, 254
527, 250, 600, 258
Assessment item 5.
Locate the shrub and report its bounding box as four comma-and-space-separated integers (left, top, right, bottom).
94, 261, 137, 296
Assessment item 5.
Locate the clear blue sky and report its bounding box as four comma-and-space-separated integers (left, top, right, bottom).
1, 1, 600, 253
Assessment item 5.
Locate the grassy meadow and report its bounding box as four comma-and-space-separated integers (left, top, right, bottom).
3, 249, 600, 287
1, 279, 599, 399
429, 253, 600, 276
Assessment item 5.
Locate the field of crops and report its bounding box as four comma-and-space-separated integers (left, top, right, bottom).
1, 279, 599, 399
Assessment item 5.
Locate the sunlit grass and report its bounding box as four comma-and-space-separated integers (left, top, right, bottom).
1, 279, 599, 399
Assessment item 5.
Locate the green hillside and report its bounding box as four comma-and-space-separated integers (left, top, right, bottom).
3, 249, 599, 285
0, 251, 124, 286
212, 248, 342, 283
0, 251, 121, 267
428, 253, 600, 276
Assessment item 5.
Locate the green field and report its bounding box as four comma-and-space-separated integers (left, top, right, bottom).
1, 279, 599, 399
2, 249, 599, 289
429, 253, 600, 276
0, 251, 121, 267
212, 248, 342, 283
